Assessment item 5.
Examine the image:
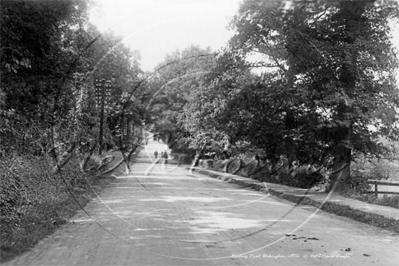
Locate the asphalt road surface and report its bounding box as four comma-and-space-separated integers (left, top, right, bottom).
5, 140, 399, 266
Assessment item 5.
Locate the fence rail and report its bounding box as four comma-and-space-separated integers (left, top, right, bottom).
365, 180, 399, 197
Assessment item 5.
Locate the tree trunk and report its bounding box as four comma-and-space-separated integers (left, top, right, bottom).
325, 1, 364, 193
326, 145, 351, 192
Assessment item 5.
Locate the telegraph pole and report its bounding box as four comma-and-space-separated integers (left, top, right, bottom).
95, 79, 112, 155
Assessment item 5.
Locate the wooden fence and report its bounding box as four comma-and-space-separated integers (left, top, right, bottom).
365, 180, 399, 197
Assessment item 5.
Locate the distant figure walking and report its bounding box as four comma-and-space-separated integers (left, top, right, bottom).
163, 151, 168, 164
160, 151, 164, 160
154, 150, 158, 159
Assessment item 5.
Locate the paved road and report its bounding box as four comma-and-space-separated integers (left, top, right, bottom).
5, 139, 399, 266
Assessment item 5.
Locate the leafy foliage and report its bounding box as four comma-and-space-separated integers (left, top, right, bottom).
148, 45, 216, 151
0, 0, 145, 159
0, 1, 148, 261
227, 0, 399, 191
174, 0, 399, 191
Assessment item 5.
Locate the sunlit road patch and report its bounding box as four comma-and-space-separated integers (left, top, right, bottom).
184, 211, 266, 231
140, 196, 232, 203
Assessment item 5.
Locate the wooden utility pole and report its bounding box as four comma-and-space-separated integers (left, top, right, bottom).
95, 79, 112, 155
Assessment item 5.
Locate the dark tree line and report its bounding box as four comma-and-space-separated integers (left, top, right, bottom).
150, 0, 399, 191
0, 0, 149, 238
1, 0, 148, 163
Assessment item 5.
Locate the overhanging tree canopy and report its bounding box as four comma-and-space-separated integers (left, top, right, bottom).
229, 0, 399, 190
173, 0, 399, 191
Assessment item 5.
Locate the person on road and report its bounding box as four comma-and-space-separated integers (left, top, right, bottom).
163, 151, 168, 164
154, 150, 158, 159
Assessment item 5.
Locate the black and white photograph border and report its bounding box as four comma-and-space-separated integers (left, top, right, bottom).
1, 0, 399, 266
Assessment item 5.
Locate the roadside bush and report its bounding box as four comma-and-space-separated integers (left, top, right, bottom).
345, 172, 372, 193
252, 167, 272, 182
209, 156, 325, 189
352, 154, 399, 182
368, 161, 399, 180
0, 153, 106, 263
0, 154, 58, 225
236, 155, 255, 176
378, 195, 399, 209
340, 170, 399, 209
245, 160, 261, 176
291, 170, 325, 189
274, 166, 325, 189
212, 159, 228, 172
0, 157, 23, 224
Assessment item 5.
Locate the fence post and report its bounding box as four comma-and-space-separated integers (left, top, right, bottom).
374, 181, 378, 197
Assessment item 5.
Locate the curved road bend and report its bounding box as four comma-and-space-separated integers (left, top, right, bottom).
5, 138, 399, 266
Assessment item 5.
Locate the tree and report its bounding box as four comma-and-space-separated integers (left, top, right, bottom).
225, 0, 399, 191
86, 26, 144, 151
0, 0, 145, 173
148, 45, 216, 151
1, 0, 93, 156
181, 48, 326, 168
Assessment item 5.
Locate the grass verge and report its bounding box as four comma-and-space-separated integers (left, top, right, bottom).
341, 191, 399, 209
267, 189, 399, 234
